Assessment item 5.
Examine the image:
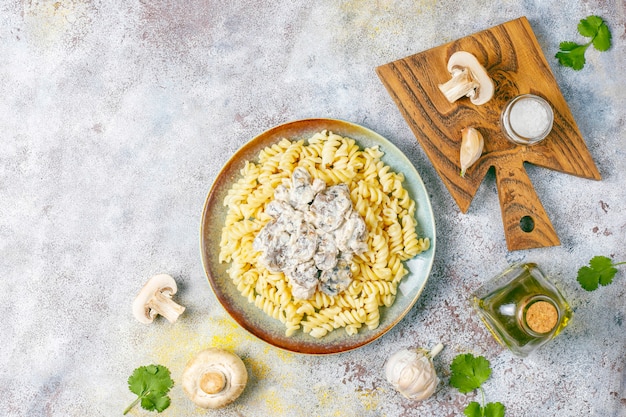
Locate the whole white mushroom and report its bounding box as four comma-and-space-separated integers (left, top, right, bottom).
182, 348, 248, 409
385, 343, 443, 401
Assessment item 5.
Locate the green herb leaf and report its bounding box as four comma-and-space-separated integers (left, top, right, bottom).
577, 255, 619, 291
450, 354, 492, 394
557, 15, 612, 70
593, 22, 612, 51
141, 392, 171, 413
555, 45, 588, 71
484, 402, 506, 417
577, 15, 604, 37
558, 41, 582, 51
124, 365, 174, 415
463, 401, 506, 417
464, 401, 482, 417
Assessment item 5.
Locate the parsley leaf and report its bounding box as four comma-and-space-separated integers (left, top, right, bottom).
124, 364, 174, 415
577, 15, 604, 37
555, 44, 588, 71
593, 23, 612, 51
556, 15, 612, 70
484, 402, 506, 417
451, 354, 505, 416
464, 401, 506, 417
450, 353, 492, 394
464, 401, 482, 417
577, 256, 625, 291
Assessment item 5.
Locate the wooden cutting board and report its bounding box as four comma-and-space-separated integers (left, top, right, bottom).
376, 16, 601, 251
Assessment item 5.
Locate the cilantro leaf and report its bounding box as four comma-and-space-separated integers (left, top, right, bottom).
464, 401, 482, 417
577, 15, 604, 37
141, 392, 171, 413
555, 45, 588, 71
557, 15, 612, 70
593, 22, 612, 51
124, 364, 174, 415
464, 401, 506, 417
577, 256, 622, 291
577, 265, 600, 291
450, 354, 492, 394
558, 41, 583, 51
484, 402, 506, 417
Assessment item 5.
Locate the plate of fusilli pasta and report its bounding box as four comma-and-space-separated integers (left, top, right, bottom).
201, 119, 435, 354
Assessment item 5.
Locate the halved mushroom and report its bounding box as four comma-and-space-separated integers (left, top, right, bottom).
182, 348, 248, 409
438, 51, 494, 105
132, 274, 185, 324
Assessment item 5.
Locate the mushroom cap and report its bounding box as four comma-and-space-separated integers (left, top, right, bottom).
132, 274, 178, 324
182, 348, 248, 409
447, 51, 494, 105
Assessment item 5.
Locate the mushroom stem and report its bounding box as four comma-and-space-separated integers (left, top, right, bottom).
147, 290, 185, 323
429, 343, 444, 358
200, 371, 227, 395
438, 68, 480, 103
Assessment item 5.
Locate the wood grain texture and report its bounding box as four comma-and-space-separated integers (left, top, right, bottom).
376, 16, 600, 251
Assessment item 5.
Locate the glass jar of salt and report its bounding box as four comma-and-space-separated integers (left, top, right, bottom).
501, 94, 554, 145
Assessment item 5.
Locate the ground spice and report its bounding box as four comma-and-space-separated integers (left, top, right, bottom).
525, 300, 558, 334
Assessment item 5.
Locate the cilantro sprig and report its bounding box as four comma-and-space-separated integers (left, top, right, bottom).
450, 354, 505, 417
577, 255, 626, 291
556, 15, 612, 70
124, 364, 174, 415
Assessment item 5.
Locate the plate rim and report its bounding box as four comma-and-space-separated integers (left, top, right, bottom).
200, 118, 436, 354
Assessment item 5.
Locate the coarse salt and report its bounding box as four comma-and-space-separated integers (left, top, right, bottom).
509, 97, 550, 138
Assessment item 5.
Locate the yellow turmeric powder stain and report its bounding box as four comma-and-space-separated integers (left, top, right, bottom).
208, 316, 256, 351
338, 0, 438, 38
145, 313, 308, 416
246, 356, 271, 380
315, 386, 333, 408
356, 387, 383, 412
23, 0, 92, 45
151, 315, 256, 366
312, 384, 383, 417
264, 343, 296, 363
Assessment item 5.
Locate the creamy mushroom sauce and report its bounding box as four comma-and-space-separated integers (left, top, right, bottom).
253, 167, 368, 300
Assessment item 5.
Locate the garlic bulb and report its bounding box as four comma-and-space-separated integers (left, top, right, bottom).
459, 127, 484, 177
385, 343, 443, 401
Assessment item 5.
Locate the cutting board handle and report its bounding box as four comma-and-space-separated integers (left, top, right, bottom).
495, 161, 560, 251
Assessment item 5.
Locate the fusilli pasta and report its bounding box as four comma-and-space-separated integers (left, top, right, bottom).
219, 130, 430, 338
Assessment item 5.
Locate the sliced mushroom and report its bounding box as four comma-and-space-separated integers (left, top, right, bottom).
132, 274, 185, 324
182, 348, 248, 409
438, 51, 494, 105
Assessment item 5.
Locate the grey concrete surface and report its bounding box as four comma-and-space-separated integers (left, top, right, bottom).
1, 1, 625, 416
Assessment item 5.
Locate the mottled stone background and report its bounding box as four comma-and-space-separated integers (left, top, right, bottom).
1, 1, 625, 416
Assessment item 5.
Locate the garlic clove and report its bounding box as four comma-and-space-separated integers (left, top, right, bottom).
385, 343, 443, 401
459, 127, 484, 177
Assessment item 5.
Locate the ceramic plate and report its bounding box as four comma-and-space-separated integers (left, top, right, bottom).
200, 119, 436, 354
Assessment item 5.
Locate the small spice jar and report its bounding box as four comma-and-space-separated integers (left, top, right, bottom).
472, 263, 572, 357
500, 94, 554, 145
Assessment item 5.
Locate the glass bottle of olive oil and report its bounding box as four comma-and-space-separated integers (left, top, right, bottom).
472, 263, 572, 357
